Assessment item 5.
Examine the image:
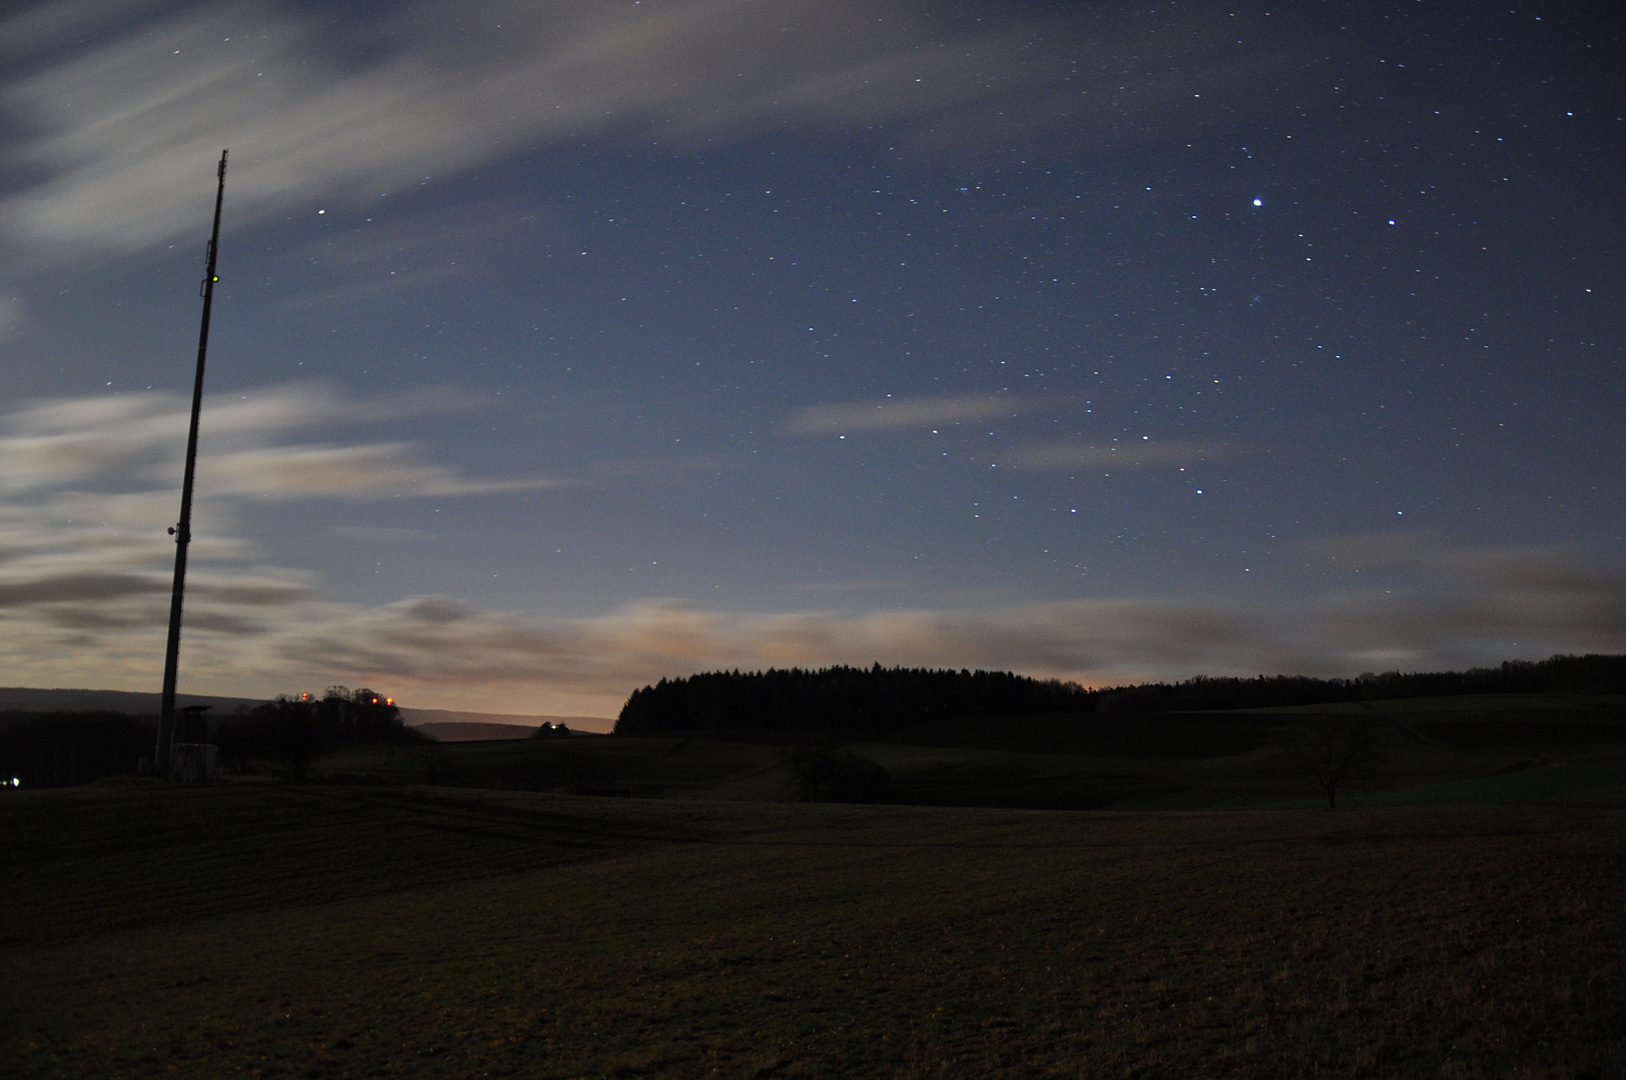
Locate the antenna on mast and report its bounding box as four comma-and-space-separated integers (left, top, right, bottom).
155, 149, 228, 778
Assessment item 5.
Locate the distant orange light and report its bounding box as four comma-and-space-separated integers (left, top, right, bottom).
385, 697, 393, 706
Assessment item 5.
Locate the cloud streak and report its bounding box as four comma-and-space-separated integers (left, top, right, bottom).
0, 382, 552, 499
0, 0, 1049, 254
1009, 441, 1248, 470
0, 380, 556, 692
784, 393, 1026, 435
201, 444, 562, 499
2, 387, 1619, 717
1, 0, 1305, 258
236, 540, 1626, 712
0, 294, 21, 340
2, 517, 1619, 718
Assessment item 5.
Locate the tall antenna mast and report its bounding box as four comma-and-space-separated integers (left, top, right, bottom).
155, 148, 228, 776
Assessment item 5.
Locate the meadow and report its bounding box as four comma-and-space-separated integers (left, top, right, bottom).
3, 694, 1624, 1079
317, 692, 1626, 812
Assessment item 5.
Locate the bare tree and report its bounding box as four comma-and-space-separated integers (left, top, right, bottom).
782, 747, 892, 803
1277, 714, 1390, 809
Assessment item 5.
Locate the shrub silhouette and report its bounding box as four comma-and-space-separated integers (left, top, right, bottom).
783, 747, 892, 803
216, 687, 424, 777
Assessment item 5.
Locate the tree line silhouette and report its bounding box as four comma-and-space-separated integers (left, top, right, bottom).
216, 687, 427, 777
615, 654, 1626, 735
5, 656, 1622, 787
0, 686, 423, 787
615, 664, 1090, 736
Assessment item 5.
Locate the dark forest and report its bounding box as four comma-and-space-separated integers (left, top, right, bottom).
614, 654, 1626, 735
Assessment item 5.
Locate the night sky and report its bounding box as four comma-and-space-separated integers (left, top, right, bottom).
2, 0, 1622, 723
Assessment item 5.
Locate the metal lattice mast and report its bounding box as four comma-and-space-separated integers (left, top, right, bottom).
156, 149, 228, 776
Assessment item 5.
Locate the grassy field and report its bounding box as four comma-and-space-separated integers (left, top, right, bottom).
308, 693, 1626, 812
4, 776, 1625, 1079
4, 694, 1624, 1078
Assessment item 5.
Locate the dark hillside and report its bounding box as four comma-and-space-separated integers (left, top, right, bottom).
880, 711, 1281, 758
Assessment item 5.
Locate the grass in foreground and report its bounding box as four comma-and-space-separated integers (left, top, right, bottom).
3, 781, 1623, 1079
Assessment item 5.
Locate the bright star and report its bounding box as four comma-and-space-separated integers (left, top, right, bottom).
1252, 197, 1263, 207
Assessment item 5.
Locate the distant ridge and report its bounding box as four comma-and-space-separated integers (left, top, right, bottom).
413, 722, 540, 742
0, 687, 265, 715
400, 709, 614, 735
0, 689, 615, 734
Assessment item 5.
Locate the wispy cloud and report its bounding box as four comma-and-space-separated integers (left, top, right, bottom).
329, 525, 436, 545
3, 386, 1617, 715
270, 541, 1626, 711
783, 393, 1025, 435
1, 0, 1306, 258
789, 580, 903, 594
0, 382, 547, 498
0, 0, 1047, 254
276, 197, 555, 308
201, 444, 564, 499
0, 293, 21, 340
0, 380, 558, 695
1009, 440, 1248, 470
0, 570, 165, 608
1303, 531, 1610, 588
2, 517, 1619, 717
1294, 532, 1626, 671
